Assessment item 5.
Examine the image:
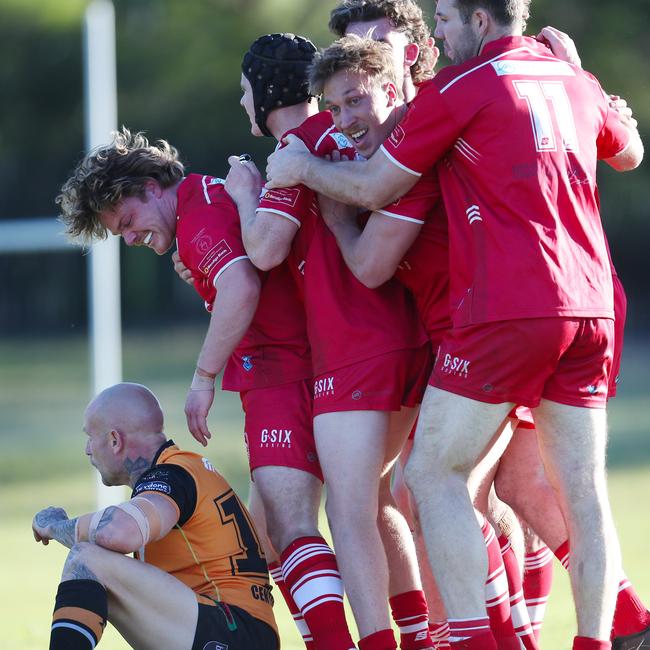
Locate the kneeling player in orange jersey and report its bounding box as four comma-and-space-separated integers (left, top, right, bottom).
32, 383, 278, 650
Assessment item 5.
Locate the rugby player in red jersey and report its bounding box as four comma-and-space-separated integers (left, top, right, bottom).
265, 1, 643, 647
57, 121, 356, 650
225, 32, 435, 650
327, 8, 650, 649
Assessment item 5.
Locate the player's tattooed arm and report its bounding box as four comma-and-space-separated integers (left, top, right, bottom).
32, 506, 78, 549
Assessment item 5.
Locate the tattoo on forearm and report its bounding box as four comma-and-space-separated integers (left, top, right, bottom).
53, 518, 78, 549
96, 507, 117, 533
124, 456, 151, 485
63, 545, 99, 582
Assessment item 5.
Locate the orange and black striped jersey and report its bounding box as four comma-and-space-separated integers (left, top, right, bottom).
132, 441, 277, 636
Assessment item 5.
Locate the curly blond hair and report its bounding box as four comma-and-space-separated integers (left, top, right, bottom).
329, 0, 435, 83
57, 127, 184, 243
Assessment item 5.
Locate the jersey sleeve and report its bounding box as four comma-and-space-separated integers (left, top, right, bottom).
380, 80, 461, 176
596, 106, 632, 161
180, 192, 249, 290
258, 183, 314, 228
375, 170, 441, 224
132, 463, 198, 527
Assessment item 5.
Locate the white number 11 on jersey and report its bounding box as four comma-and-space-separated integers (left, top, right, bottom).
513, 79, 579, 153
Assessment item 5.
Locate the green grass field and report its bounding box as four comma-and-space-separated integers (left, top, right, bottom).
1, 326, 649, 649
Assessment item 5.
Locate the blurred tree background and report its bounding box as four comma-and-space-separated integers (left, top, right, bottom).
0, 0, 648, 337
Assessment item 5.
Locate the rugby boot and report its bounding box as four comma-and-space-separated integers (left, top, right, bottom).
612, 624, 650, 650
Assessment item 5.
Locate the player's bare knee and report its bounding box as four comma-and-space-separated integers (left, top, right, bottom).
264, 505, 318, 552
62, 542, 106, 584
493, 468, 523, 511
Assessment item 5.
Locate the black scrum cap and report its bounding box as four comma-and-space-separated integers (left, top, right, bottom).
242, 33, 317, 137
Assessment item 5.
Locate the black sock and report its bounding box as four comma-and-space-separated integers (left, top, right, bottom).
50, 579, 108, 649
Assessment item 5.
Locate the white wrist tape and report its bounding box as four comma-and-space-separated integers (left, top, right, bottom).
117, 500, 151, 546
191, 370, 215, 392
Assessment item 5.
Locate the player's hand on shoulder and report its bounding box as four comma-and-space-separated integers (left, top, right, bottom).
225, 154, 263, 206
32, 506, 68, 545
609, 95, 638, 130
536, 26, 582, 68
172, 250, 194, 285
265, 134, 310, 189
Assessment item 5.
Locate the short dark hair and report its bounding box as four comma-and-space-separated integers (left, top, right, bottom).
455, 0, 531, 29
57, 127, 184, 243
329, 0, 435, 83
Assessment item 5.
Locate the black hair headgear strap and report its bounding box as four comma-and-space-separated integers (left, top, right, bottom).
242, 33, 317, 137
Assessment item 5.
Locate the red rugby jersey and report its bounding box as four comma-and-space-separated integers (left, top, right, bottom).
176, 174, 311, 390
373, 169, 451, 344
381, 36, 630, 327
258, 112, 426, 375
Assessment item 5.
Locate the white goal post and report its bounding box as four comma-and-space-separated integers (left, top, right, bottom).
0, 0, 124, 508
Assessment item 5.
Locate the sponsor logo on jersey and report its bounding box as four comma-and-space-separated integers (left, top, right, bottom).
194, 233, 214, 255
262, 187, 301, 208
441, 353, 471, 378
388, 124, 406, 148
208, 177, 226, 185
202, 458, 217, 473
466, 204, 482, 225
351, 389, 362, 400
313, 376, 335, 399
260, 428, 292, 447
202, 642, 229, 650
199, 238, 232, 275
136, 480, 171, 495
241, 355, 253, 372
584, 384, 605, 395
251, 583, 274, 605
491, 59, 575, 77
330, 131, 352, 149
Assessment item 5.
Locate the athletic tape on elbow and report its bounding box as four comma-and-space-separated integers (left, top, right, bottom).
88, 508, 106, 543
116, 500, 152, 545
122, 497, 164, 543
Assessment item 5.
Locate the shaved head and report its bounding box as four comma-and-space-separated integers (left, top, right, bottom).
85, 382, 164, 438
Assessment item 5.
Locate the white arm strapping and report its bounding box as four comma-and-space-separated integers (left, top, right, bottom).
88, 508, 106, 543
116, 499, 151, 546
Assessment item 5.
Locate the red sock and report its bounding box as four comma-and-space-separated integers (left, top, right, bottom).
481, 519, 519, 649
281, 536, 355, 650
389, 590, 432, 649
573, 637, 611, 650
358, 629, 398, 649
448, 618, 497, 649
269, 561, 315, 649
523, 545, 554, 640
553, 540, 570, 569
611, 574, 650, 638
429, 621, 450, 649
498, 535, 537, 649
554, 540, 650, 639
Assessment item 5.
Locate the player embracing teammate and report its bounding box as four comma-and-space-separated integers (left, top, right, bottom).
53, 1, 649, 649
266, 1, 646, 649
